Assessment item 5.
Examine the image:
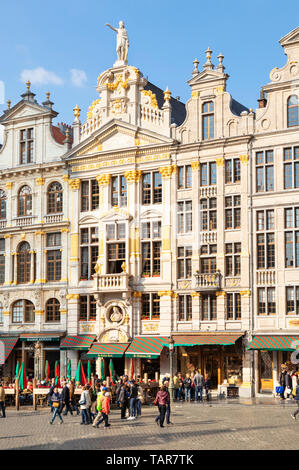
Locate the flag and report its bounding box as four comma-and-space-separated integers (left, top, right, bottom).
67, 360, 72, 381
87, 360, 91, 385
15, 361, 20, 380
99, 357, 105, 381
54, 361, 60, 387
109, 359, 116, 385
130, 358, 134, 380
45, 360, 50, 384
18, 362, 27, 390
74, 360, 87, 386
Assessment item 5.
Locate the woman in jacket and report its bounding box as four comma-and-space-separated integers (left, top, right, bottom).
49, 387, 63, 424
79, 385, 91, 425
154, 385, 170, 428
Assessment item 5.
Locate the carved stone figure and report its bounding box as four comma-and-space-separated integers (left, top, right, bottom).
110, 306, 123, 323
106, 21, 129, 64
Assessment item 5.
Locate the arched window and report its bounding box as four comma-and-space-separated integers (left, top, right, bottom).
12, 299, 35, 323
47, 182, 63, 214
0, 190, 6, 220
287, 95, 299, 128
0, 302, 3, 323
202, 101, 214, 140
46, 298, 60, 322
18, 185, 32, 217
17, 242, 31, 284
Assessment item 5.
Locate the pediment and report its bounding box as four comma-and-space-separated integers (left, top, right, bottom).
140, 209, 162, 219
188, 70, 227, 86
100, 207, 132, 222
280, 27, 299, 47
0, 101, 53, 124
79, 215, 99, 225
69, 119, 173, 158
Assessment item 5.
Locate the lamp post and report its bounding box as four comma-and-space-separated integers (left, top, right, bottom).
168, 336, 174, 403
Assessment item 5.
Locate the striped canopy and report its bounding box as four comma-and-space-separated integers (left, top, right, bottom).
60, 335, 96, 350
164, 333, 243, 347
125, 336, 168, 358
87, 343, 130, 358
0, 336, 19, 361
247, 335, 299, 351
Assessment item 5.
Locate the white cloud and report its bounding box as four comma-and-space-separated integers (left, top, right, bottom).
20, 67, 64, 86
70, 69, 87, 87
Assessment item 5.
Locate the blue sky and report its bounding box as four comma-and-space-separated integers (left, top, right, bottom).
0, 0, 298, 130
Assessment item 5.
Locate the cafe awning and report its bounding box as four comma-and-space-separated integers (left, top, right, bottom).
0, 336, 19, 361
60, 334, 96, 351
163, 333, 244, 347
125, 336, 169, 359
247, 335, 299, 351
87, 343, 130, 358
19, 333, 64, 342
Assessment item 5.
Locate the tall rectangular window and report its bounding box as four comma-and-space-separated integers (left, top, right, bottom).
142, 171, 162, 205
284, 146, 299, 189
256, 150, 274, 192
80, 227, 99, 279
226, 293, 241, 320
106, 222, 126, 274
200, 244, 217, 273
178, 295, 192, 321
177, 246, 192, 279
286, 286, 299, 315
200, 198, 217, 231
177, 200, 192, 233
141, 221, 161, 277
285, 207, 299, 268
141, 293, 160, 320
258, 287, 276, 315
202, 101, 214, 140
200, 162, 217, 186
225, 242, 241, 276
201, 294, 217, 320
225, 195, 241, 229
178, 165, 192, 189
79, 295, 96, 321
46, 232, 62, 282
225, 158, 241, 184
80, 179, 99, 211
20, 128, 34, 164
111, 175, 127, 207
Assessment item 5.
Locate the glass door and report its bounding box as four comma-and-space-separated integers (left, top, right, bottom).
259, 351, 273, 392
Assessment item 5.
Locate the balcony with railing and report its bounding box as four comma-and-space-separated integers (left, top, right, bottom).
95, 272, 131, 291
44, 214, 64, 224
194, 271, 222, 292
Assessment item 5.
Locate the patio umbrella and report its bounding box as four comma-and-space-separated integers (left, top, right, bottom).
74, 360, 87, 386
109, 358, 116, 385
18, 362, 27, 390
67, 360, 72, 381
87, 360, 91, 385
15, 361, 20, 380
45, 360, 50, 384
130, 358, 134, 380
54, 361, 60, 387
99, 357, 105, 381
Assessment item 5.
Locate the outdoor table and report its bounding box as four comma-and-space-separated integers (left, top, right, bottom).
4, 388, 16, 406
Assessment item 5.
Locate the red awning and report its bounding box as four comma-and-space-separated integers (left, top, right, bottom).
60, 335, 96, 350
0, 336, 19, 361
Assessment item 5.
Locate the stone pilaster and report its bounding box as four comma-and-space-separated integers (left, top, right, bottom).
66, 294, 80, 335
68, 179, 80, 285
191, 292, 201, 330
158, 291, 176, 335
34, 231, 45, 284
4, 235, 12, 286
216, 157, 225, 277
125, 169, 141, 278
5, 182, 13, 227
60, 228, 69, 283
216, 291, 226, 329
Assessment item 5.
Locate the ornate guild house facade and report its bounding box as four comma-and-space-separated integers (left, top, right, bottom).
1, 25, 299, 397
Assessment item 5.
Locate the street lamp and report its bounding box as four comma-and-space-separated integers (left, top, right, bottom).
168, 336, 174, 403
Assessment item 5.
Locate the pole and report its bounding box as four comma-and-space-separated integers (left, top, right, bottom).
169, 337, 174, 404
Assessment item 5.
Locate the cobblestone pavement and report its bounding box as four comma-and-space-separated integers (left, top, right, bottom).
1, 399, 299, 450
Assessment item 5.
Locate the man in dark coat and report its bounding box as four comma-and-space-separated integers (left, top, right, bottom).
61, 381, 73, 416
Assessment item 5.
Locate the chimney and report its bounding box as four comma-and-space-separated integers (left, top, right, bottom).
258, 89, 267, 109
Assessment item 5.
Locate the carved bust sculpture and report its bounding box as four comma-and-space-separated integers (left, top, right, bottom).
110, 306, 123, 323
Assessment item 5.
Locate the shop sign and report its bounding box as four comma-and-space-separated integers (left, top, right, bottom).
20, 337, 60, 342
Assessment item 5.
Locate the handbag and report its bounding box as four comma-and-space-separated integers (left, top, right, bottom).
286, 387, 292, 394
52, 401, 60, 408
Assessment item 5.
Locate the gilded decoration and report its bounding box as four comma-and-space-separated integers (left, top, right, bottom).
73, 104, 81, 120
72, 153, 170, 173
101, 329, 129, 343
36, 178, 45, 185
159, 165, 176, 178
240, 290, 251, 297
141, 89, 158, 109
163, 87, 171, 103
191, 161, 199, 170
142, 322, 159, 332
215, 86, 225, 95
87, 99, 101, 120
158, 291, 177, 298
105, 74, 129, 92
111, 98, 127, 115
239, 154, 249, 164
216, 157, 224, 167
68, 178, 81, 190
66, 294, 80, 300
191, 91, 199, 99
124, 169, 141, 183
96, 174, 111, 186
5, 182, 13, 190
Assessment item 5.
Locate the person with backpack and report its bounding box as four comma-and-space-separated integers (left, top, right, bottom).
291, 378, 299, 420
92, 391, 111, 428
92, 386, 106, 427
79, 385, 91, 425
49, 387, 63, 425
153, 385, 170, 428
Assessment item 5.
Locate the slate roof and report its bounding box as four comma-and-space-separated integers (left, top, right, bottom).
144, 82, 186, 126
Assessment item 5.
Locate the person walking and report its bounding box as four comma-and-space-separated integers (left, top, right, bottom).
279, 365, 287, 400
154, 385, 170, 428
119, 383, 129, 419
285, 369, 293, 400
0, 382, 6, 418
136, 381, 143, 417
183, 374, 192, 402
193, 370, 204, 402
291, 378, 299, 420
128, 380, 138, 420
204, 374, 211, 401
48, 378, 56, 413
61, 381, 73, 416
79, 385, 91, 425
92, 386, 106, 427
92, 391, 111, 428
173, 373, 180, 401
178, 373, 184, 401
69, 379, 80, 415
49, 387, 63, 424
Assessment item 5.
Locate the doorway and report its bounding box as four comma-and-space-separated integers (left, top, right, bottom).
259, 351, 273, 392
203, 353, 219, 389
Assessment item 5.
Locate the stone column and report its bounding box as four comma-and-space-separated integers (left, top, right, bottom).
34, 231, 45, 284
216, 291, 226, 329
68, 179, 81, 285
60, 228, 69, 283
12, 252, 18, 285
66, 294, 80, 335
4, 234, 12, 286
125, 170, 141, 278
35, 309, 44, 331
29, 250, 36, 283
132, 292, 142, 335
35, 177, 45, 223
96, 174, 111, 275
191, 292, 201, 330
158, 291, 175, 335
5, 182, 13, 228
